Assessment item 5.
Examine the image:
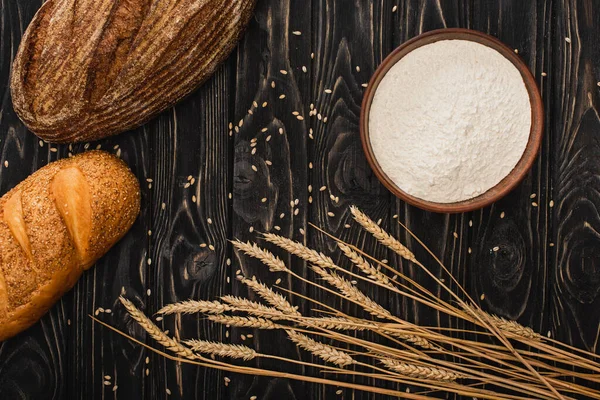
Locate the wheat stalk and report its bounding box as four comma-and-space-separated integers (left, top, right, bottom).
263, 233, 338, 269
305, 315, 433, 349
233, 240, 289, 272
221, 295, 287, 319
381, 330, 433, 349
311, 265, 392, 320
115, 206, 600, 400
350, 206, 416, 262
309, 268, 432, 349
91, 316, 447, 400
353, 210, 564, 398
303, 316, 373, 331
208, 315, 278, 330
463, 304, 541, 341
287, 330, 354, 367
119, 297, 199, 361
261, 234, 405, 324
98, 313, 560, 400
157, 300, 232, 316
338, 242, 392, 287
182, 339, 258, 361
239, 276, 300, 316
379, 358, 462, 382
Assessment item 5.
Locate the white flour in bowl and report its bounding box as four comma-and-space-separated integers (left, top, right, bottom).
368, 39, 532, 204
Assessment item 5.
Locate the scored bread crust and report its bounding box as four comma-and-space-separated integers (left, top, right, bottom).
10, 0, 257, 143
0, 151, 140, 341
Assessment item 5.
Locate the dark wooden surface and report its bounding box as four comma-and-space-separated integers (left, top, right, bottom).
0, 0, 599, 399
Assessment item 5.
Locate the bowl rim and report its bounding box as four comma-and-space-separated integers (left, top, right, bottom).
359, 28, 544, 214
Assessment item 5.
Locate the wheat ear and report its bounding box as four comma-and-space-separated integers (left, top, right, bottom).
379, 358, 462, 382
221, 295, 287, 319
311, 265, 392, 320
208, 315, 278, 330
304, 316, 432, 349
303, 316, 373, 331
119, 297, 199, 360
381, 330, 433, 349
287, 330, 354, 367
182, 339, 258, 361
350, 206, 416, 262
463, 304, 541, 340
352, 210, 563, 398
233, 240, 289, 272
239, 276, 300, 316
263, 233, 337, 269
157, 300, 232, 315
338, 242, 392, 287
261, 235, 399, 318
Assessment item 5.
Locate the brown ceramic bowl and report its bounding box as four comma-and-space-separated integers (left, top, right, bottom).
360, 28, 544, 214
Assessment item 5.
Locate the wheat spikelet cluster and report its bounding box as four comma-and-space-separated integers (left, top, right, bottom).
183, 339, 258, 361
233, 240, 289, 273
263, 233, 337, 269
350, 206, 416, 262
492, 316, 541, 340
238, 276, 300, 316
221, 295, 286, 319
119, 297, 199, 361
381, 330, 433, 349
311, 265, 392, 320
379, 358, 461, 382
208, 315, 278, 330
157, 299, 232, 315
464, 304, 541, 340
298, 317, 431, 350
338, 242, 392, 287
287, 330, 354, 367
303, 316, 372, 331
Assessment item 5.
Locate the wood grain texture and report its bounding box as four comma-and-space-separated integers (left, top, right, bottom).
146, 62, 233, 400
67, 131, 151, 400
387, 5, 472, 399
308, 2, 394, 399
0, 1, 70, 399
1, 0, 600, 399
470, 0, 551, 336
229, 1, 311, 398
550, 0, 600, 352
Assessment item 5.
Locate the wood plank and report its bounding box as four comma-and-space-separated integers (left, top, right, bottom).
390, 2, 472, 371
549, 0, 600, 352
66, 130, 151, 400
307, 2, 396, 399
4, 0, 600, 399
228, 0, 311, 398
0, 3, 152, 400
0, 1, 69, 399
0, 0, 153, 396
384, 5, 473, 400
470, 0, 551, 335
145, 62, 234, 399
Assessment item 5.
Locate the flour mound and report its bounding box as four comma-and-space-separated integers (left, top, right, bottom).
369, 39, 531, 204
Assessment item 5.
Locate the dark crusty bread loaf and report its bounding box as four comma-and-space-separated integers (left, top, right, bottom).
10, 0, 256, 143
0, 151, 140, 341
